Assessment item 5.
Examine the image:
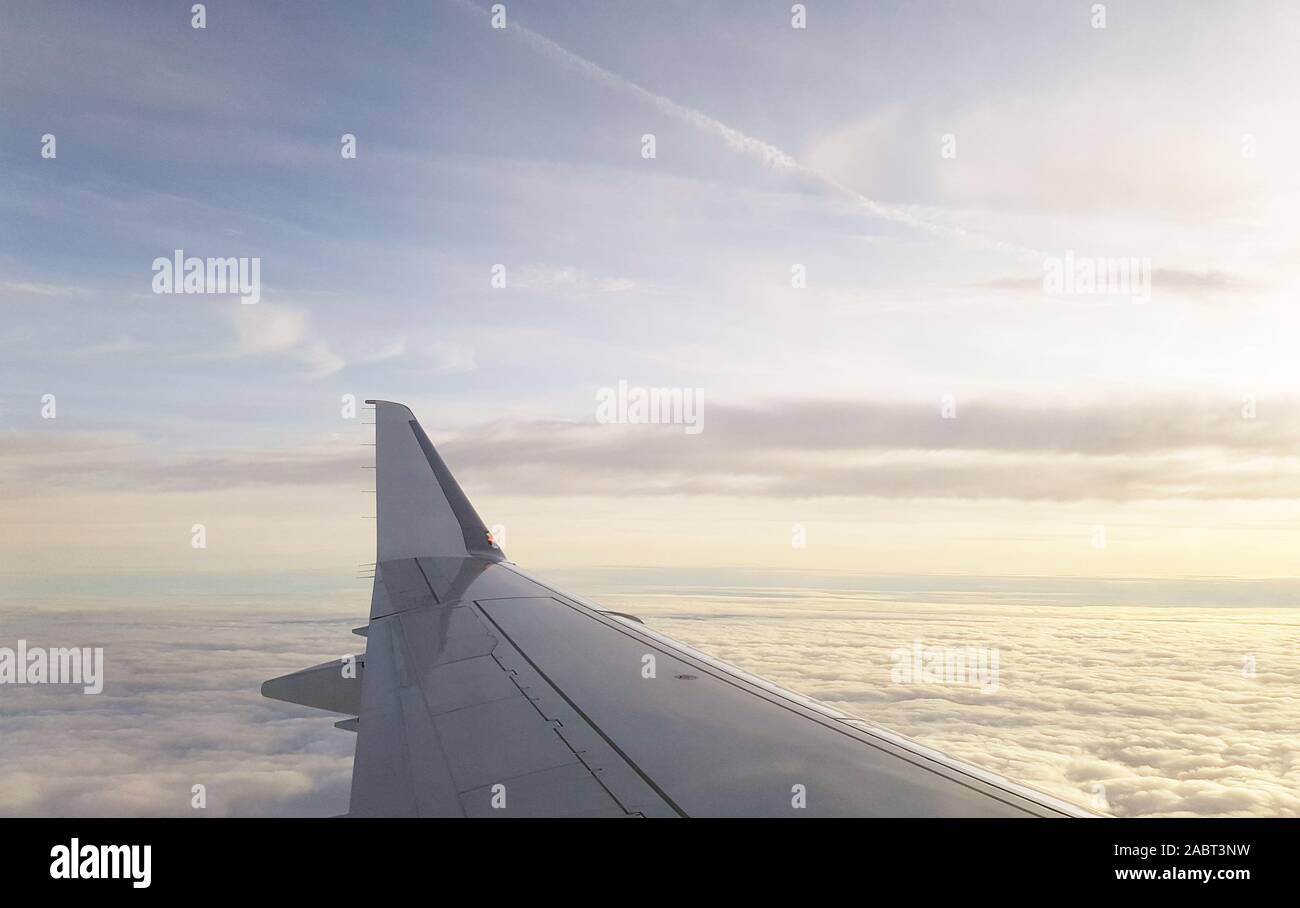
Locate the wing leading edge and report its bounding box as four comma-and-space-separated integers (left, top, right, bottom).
263, 400, 1090, 818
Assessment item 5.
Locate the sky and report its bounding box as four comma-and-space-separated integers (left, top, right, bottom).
3, 0, 1300, 584
2, 1, 1300, 816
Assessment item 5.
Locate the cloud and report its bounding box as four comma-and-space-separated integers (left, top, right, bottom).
219, 306, 346, 377
512, 265, 637, 294
0, 603, 359, 817
0, 430, 365, 495
359, 338, 407, 364
450, 0, 799, 173
85, 334, 152, 355
225, 306, 308, 356
428, 341, 477, 375
456, 0, 1039, 257
8, 394, 1300, 501
1148, 268, 1257, 295
982, 267, 1255, 297
805, 80, 1298, 221
0, 280, 88, 299
295, 341, 348, 378
431, 396, 1300, 501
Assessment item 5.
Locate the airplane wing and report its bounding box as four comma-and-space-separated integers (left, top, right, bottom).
263, 400, 1089, 817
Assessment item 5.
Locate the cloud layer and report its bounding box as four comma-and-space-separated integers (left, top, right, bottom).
8, 394, 1300, 502
0, 601, 359, 817
5, 587, 1296, 818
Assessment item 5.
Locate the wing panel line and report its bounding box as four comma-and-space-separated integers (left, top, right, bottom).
476, 604, 689, 818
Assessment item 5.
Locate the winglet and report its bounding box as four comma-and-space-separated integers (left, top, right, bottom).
366, 400, 505, 563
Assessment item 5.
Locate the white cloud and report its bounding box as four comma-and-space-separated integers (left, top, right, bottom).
513, 265, 637, 294
359, 338, 407, 364
86, 334, 151, 355
219, 306, 346, 377
805, 83, 1300, 222
226, 306, 308, 356
297, 341, 347, 378
428, 341, 476, 375
0, 280, 90, 299
0, 604, 358, 817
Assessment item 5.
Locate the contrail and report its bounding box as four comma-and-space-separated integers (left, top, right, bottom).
451, 0, 1044, 258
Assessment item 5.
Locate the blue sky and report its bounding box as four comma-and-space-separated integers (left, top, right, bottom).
3, 1, 1300, 583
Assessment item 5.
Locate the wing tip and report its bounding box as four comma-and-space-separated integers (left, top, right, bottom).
366, 399, 412, 413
